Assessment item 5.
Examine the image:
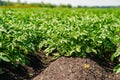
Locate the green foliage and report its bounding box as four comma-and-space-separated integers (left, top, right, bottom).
0, 8, 120, 73
114, 64, 120, 74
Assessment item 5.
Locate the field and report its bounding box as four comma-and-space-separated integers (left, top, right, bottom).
0, 8, 120, 79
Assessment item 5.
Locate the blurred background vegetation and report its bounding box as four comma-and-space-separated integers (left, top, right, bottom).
0, 0, 120, 8
0, 0, 72, 8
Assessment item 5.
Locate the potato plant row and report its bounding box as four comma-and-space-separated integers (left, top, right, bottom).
0, 8, 120, 73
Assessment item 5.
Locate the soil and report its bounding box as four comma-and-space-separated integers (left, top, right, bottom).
0, 51, 120, 80
32, 57, 120, 80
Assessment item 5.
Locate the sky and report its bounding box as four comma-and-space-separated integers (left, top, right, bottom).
4, 0, 120, 6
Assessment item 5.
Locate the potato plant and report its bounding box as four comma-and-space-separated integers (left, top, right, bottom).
0, 8, 120, 73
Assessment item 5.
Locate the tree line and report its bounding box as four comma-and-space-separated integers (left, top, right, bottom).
0, 0, 72, 8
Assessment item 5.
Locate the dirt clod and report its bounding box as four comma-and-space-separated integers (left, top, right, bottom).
33, 57, 120, 80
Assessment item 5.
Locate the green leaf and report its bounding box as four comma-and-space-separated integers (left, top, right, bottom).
111, 47, 120, 61
114, 64, 120, 74
76, 46, 81, 52
0, 53, 10, 62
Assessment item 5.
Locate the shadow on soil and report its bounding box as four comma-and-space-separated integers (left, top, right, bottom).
0, 53, 45, 80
